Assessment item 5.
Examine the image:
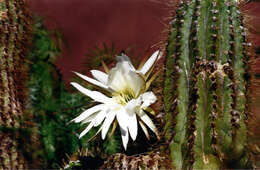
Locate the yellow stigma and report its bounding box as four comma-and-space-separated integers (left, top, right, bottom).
113, 89, 136, 105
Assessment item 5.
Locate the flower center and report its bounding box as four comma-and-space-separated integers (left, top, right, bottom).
113, 89, 136, 105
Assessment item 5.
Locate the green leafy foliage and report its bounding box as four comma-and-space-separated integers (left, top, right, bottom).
26, 18, 121, 168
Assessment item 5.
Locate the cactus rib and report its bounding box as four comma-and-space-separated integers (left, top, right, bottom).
0, 0, 31, 169
164, 0, 252, 168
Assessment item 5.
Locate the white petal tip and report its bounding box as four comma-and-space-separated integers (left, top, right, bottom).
70, 82, 80, 89
131, 136, 137, 141
70, 82, 76, 86
67, 119, 75, 125
90, 70, 98, 75
73, 71, 80, 75
129, 129, 137, 141
153, 50, 164, 61
70, 119, 76, 123
101, 133, 106, 140
90, 70, 108, 85
122, 137, 128, 150
139, 50, 162, 75
72, 71, 82, 77
120, 128, 129, 150
153, 50, 160, 56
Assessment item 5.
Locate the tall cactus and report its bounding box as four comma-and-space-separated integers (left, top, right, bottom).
164, 0, 252, 169
0, 0, 31, 169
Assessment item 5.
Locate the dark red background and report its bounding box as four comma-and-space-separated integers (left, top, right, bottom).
27, 0, 260, 81
27, 0, 171, 82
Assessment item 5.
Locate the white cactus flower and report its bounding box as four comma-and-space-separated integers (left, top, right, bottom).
70, 50, 162, 150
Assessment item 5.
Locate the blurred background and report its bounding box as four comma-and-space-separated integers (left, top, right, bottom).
19, 0, 260, 168
27, 0, 260, 82
28, 0, 170, 82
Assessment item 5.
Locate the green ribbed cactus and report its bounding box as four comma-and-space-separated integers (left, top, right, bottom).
164, 0, 252, 169
0, 0, 31, 169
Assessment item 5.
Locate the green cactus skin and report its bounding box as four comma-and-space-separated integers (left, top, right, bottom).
0, 0, 31, 169
164, 0, 252, 169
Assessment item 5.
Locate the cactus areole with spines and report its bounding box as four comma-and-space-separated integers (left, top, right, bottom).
0, 0, 31, 169
163, 0, 252, 169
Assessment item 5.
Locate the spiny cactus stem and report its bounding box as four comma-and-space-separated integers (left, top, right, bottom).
164, 0, 252, 169
230, 3, 248, 160
192, 69, 220, 169
214, 0, 233, 158
163, 20, 178, 143
196, 0, 214, 60
5, 0, 21, 128
190, 0, 217, 169
0, 0, 31, 169
165, 0, 196, 169
101, 153, 171, 169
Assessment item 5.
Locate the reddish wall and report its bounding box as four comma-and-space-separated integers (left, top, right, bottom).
27, 0, 260, 82
28, 0, 170, 82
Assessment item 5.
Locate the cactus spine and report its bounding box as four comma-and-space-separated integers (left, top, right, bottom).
0, 0, 31, 169
101, 153, 171, 169
164, 0, 252, 169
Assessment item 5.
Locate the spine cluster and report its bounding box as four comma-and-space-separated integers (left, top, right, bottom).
163, 0, 251, 169
101, 153, 171, 169
0, 0, 31, 169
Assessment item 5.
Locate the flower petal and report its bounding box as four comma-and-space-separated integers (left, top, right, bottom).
145, 69, 161, 90
79, 120, 95, 138
93, 109, 107, 127
138, 110, 159, 138
107, 61, 133, 92
91, 70, 108, 85
125, 98, 141, 114
71, 82, 115, 105
139, 50, 161, 75
124, 100, 139, 141
71, 104, 104, 123
107, 62, 145, 97
80, 112, 99, 125
107, 65, 127, 92
73, 71, 111, 91
128, 113, 138, 141
126, 71, 146, 97
116, 109, 128, 133
101, 111, 116, 139
140, 92, 157, 108
139, 120, 150, 140
120, 126, 129, 150
116, 53, 135, 70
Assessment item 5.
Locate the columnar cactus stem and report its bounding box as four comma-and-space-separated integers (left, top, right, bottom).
164, 0, 252, 169
230, 4, 248, 160
0, 0, 31, 169
214, 0, 234, 158
166, 1, 196, 169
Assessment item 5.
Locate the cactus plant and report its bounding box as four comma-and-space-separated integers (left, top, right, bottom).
0, 0, 31, 169
163, 0, 252, 169
101, 152, 171, 169
98, 0, 255, 169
